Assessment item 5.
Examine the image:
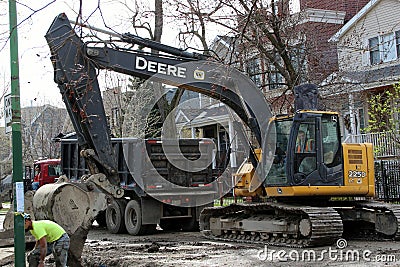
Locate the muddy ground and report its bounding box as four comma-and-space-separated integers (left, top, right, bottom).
2, 224, 400, 266
77, 225, 400, 267
1, 205, 400, 267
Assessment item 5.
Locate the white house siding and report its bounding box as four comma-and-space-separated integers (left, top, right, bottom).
337, 0, 400, 72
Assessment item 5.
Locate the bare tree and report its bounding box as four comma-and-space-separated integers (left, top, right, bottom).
21, 104, 68, 163
162, 0, 353, 114
165, 1, 306, 85
157, 1, 290, 115
109, 0, 186, 138
165, 0, 225, 55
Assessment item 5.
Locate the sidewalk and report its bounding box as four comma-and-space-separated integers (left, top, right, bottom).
0, 247, 14, 266
0, 203, 14, 265
0, 203, 10, 230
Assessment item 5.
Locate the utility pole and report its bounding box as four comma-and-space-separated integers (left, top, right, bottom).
9, 0, 26, 266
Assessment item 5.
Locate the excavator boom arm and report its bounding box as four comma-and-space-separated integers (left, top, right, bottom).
45, 13, 267, 180
45, 14, 119, 184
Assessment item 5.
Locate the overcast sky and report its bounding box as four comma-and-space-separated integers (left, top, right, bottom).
0, 1, 198, 118
0, 0, 231, 129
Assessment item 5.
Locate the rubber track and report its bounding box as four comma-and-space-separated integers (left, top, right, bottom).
200, 202, 343, 248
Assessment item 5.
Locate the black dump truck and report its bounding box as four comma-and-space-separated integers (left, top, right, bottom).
60, 135, 220, 235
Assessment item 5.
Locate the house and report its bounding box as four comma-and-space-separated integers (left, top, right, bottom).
325, 0, 400, 157
175, 102, 244, 171
297, 0, 370, 83
211, 0, 370, 115
0, 104, 68, 187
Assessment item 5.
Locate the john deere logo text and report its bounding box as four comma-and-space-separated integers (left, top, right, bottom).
135, 56, 186, 78
194, 70, 205, 80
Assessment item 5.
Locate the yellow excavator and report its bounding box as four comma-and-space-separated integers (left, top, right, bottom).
200, 84, 400, 247
22, 15, 399, 266
40, 14, 399, 252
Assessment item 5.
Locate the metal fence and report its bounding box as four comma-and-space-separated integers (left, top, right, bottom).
375, 159, 400, 202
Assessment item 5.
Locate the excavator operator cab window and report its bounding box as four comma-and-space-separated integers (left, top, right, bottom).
265, 118, 291, 185
321, 115, 341, 166
295, 128, 315, 153
291, 113, 343, 186
294, 120, 316, 175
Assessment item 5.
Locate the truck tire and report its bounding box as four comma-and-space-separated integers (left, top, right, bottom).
106, 199, 127, 234
125, 199, 148, 235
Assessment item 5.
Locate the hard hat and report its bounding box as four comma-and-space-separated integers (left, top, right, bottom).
22, 213, 31, 220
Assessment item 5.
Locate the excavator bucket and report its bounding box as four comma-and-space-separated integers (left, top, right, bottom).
4, 181, 109, 266
33, 182, 108, 233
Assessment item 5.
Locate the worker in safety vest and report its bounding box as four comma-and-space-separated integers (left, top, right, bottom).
296, 130, 314, 153
23, 213, 70, 267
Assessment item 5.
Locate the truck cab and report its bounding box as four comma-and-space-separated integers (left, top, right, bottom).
32, 159, 62, 188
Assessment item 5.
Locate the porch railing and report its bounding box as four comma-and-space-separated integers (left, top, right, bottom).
344, 131, 400, 159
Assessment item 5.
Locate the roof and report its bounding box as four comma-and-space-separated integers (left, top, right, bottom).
320, 63, 400, 94
176, 104, 233, 127
212, 35, 236, 49
344, 64, 400, 85
329, 0, 380, 42
34, 159, 61, 164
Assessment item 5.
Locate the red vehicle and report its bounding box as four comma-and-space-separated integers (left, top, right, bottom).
31, 159, 61, 188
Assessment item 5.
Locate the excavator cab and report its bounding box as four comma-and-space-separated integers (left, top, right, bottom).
266, 111, 343, 188
263, 107, 376, 199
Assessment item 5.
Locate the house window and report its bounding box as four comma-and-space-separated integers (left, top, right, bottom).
246, 58, 262, 87
268, 67, 283, 90
369, 32, 400, 65
396, 30, 400, 59
381, 33, 396, 62
369, 37, 380, 64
